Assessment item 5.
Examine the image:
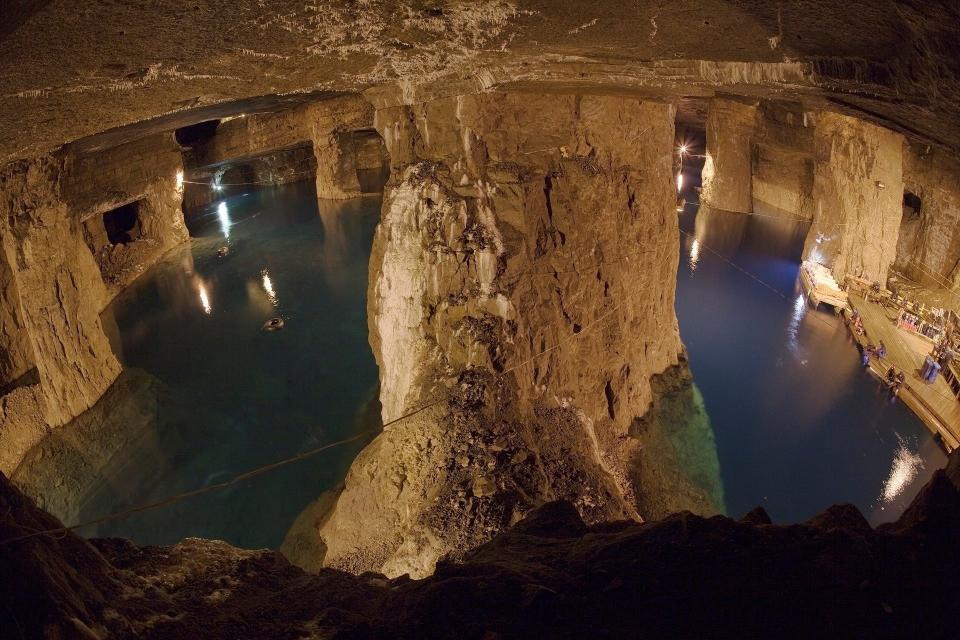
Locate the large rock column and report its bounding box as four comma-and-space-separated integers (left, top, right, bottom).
803, 113, 904, 283
312, 131, 363, 199
312, 92, 684, 578
701, 98, 758, 212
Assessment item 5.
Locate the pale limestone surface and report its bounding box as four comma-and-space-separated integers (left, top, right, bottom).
895, 145, 960, 288
184, 95, 376, 200
702, 98, 758, 213
804, 112, 905, 283
751, 101, 816, 220
0, 134, 192, 472
315, 91, 684, 578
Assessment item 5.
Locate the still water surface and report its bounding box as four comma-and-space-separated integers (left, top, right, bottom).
24, 178, 944, 546
85, 182, 381, 548
676, 203, 947, 524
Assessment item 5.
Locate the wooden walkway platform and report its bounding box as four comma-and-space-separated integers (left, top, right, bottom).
847, 293, 960, 452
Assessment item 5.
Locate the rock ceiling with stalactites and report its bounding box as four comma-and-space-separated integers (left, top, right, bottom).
1, 0, 959, 163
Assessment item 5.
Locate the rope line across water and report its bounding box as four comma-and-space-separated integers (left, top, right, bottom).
0, 222, 642, 545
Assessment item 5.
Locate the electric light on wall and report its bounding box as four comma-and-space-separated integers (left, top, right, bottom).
876, 181, 886, 189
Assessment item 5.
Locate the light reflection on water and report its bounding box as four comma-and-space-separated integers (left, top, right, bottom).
882, 436, 924, 504
261, 269, 279, 306
676, 203, 946, 525
217, 201, 231, 239
688, 238, 701, 273
70, 182, 382, 549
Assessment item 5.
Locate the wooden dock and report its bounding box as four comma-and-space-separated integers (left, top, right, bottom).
847, 293, 960, 452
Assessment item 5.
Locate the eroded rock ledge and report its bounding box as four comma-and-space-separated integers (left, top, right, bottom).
3, 451, 959, 639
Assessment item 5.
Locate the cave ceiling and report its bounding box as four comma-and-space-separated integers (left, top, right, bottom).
1, 0, 959, 162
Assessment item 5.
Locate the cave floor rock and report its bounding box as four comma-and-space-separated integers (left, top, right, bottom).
2, 451, 959, 639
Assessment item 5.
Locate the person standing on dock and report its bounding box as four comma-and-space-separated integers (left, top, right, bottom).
939, 346, 954, 371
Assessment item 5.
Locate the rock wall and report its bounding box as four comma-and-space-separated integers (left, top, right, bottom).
0, 236, 33, 386
751, 101, 816, 220
313, 91, 684, 578
894, 144, 960, 288
803, 112, 905, 283
182, 145, 318, 213
0, 157, 122, 471
701, 98, 758, 212
65, 133, 187, 300
183, 95, 382, 201
0, 133, 192, 473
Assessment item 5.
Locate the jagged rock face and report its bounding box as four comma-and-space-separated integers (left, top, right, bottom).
702, 98, 758, 212
314, 91, 682, 578
804, 112, 905, 283
65, 133, 188, 299
2, 452, 960, 639
895, 144, 960, 287
0, 158, 121, 434
751, 101, 816, 220
0, 133, 192, 473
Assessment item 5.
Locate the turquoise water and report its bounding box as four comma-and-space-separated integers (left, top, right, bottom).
83, 182, 382, 548
676, 202, 947, 525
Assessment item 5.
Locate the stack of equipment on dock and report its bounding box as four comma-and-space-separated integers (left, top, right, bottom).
800, 261, 849, 312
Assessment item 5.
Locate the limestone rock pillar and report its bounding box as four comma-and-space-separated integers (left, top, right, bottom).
802, 113, 904, 284
310, 92, 685, 578
701, 98, 758, 212
312, 131, 363, 199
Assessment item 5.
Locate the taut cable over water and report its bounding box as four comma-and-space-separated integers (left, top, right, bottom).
0, 216, 646, 546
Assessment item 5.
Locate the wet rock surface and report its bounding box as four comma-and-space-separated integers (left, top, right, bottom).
2, 451, 959, 639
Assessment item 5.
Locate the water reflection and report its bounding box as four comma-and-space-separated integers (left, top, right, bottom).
786, 293, 806, 360
881, 437, 924, 503
197, 280, 212, 314
217, 201, 232, 240
676, 203, 946, 525
688, 238, 701, 273
16, 183, 383, 549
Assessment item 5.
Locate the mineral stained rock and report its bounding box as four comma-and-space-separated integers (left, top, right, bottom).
2, 451, 959, 639
311, 90, 689, 578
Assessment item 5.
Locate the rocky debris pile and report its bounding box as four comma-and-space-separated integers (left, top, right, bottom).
3, 450, 959, 639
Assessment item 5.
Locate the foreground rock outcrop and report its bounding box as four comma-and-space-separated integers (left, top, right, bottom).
3, 450, 959, 639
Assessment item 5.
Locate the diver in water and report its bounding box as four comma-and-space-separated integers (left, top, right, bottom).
263, 316, 284, 331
